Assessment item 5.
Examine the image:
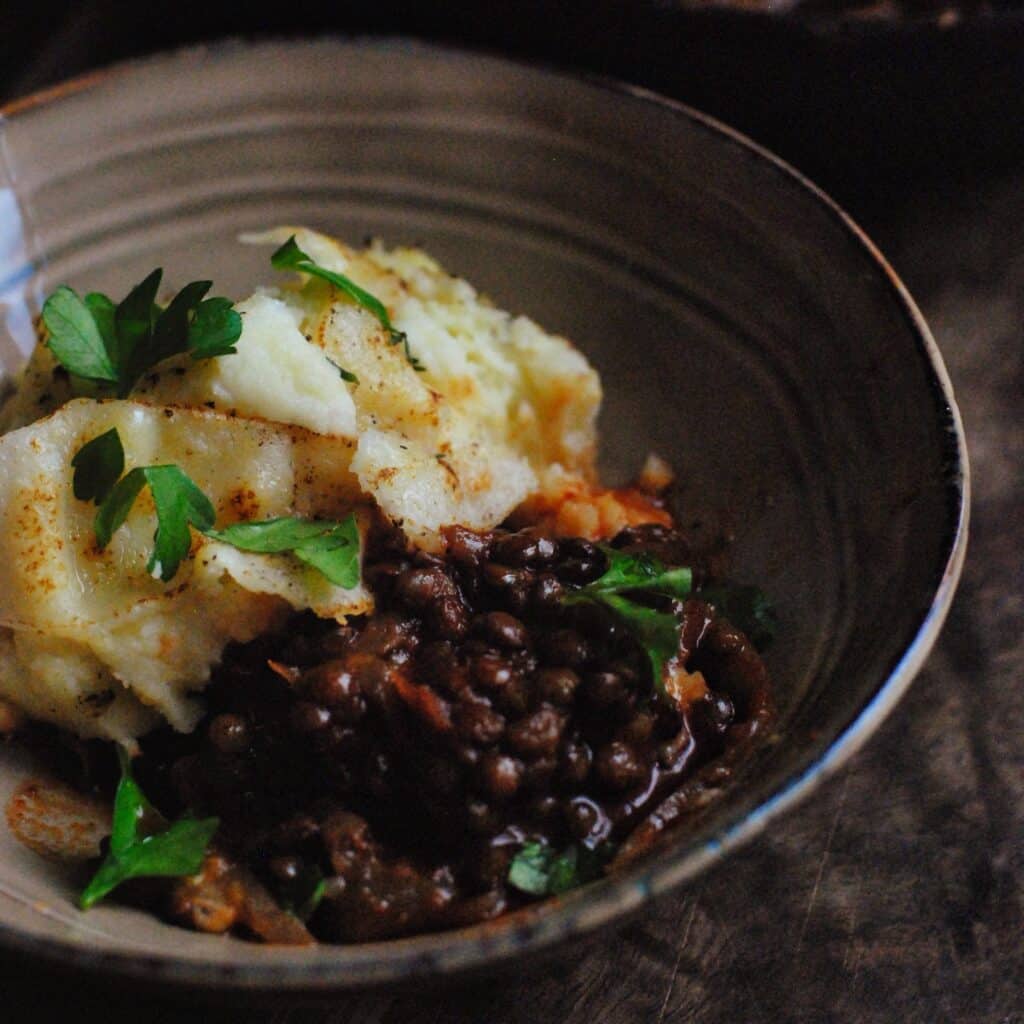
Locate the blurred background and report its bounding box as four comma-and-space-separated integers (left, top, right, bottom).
1, 4, 1021, 1023
4, 0, 1024, 212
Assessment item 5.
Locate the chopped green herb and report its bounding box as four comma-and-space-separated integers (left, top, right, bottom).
93, 469, 147, 548
508, 841, 608, 897
507, 842, 551, 895
601, 593, 684, 688
81, 430, 362, 588
148, 279, 210, 366
698, 583, 777, 651
562, 547, 693, 693
115, 268, 163, 378
42, 271, 242, 397
71, 428, 124, 505
207, 515, 361, 589
83, 292, 118, 362
186, 296, 244, 360
270, 235, 424, 372
290, 521, 361, 589
205, 517, 344, 552
42, 286, 119, 385
326, 357, 359, 384
577, 548, 692, 602
80, 747, 218, 910
94, 465, 216, 582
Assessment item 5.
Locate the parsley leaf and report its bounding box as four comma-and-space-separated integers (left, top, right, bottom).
42, 286, 119, 384
71, 428, 124, 504
82, 432, 361, 588
698, 583, 777, 651
83, 293, 118, 362
508, 842, 609, 897
94, 465, 216, 581
205, 517, 341, 552
80, 747, 218, 910
149, 283, 243, 364
508, 842, 551, 895
562, 547, 693, 693
148, 279, 212, 366
207, 515, 361, 589
93, 469, 147, 549
41, 272, 242, 396
291, 520, 361, 589
578, 547, 692, 601
115, 268, 163, 380
270, 235, 424, 372
145, 467, 218, 581
270, 236, 389, 327
187, 297, 243, 359
601, 593, 683, 687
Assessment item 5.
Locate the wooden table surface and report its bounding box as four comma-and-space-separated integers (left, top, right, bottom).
1, 9, 1022, 1022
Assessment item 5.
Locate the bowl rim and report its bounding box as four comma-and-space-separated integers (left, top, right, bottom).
0, 34, 969, 994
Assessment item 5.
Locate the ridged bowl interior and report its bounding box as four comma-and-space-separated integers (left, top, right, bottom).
0, 38, 966, 991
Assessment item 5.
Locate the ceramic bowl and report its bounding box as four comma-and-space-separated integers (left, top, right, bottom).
0, 37, 967, 993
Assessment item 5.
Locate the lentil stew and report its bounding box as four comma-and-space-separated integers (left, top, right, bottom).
100, 518, 775, 943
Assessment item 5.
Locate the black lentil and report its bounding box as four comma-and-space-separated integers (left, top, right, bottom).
135, 521, 773, 945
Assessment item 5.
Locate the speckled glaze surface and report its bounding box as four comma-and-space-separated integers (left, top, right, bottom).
0, 37, 967, 993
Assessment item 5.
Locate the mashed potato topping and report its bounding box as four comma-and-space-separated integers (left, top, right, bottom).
0, 229, 601, 739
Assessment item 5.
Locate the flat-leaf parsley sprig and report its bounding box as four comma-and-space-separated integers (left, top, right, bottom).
270, 235, 424, 372
96, 465, 216, 582
562, 547, 693, 694
41, 270, 242, 397
507, 841, 611, 897
206, 517, 361, 590
80, 746, 219, 910
70, 427, 125, 504
75, 428, 361, 587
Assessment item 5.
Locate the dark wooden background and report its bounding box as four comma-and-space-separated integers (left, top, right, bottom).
2, 4, 1022, 1021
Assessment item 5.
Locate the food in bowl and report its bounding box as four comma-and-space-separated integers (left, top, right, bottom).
0, 228, 774, 943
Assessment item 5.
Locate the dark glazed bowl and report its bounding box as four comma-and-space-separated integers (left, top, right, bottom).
0, 37, 967, 993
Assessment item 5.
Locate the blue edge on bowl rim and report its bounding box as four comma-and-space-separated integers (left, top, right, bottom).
0, 35, 969, 993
